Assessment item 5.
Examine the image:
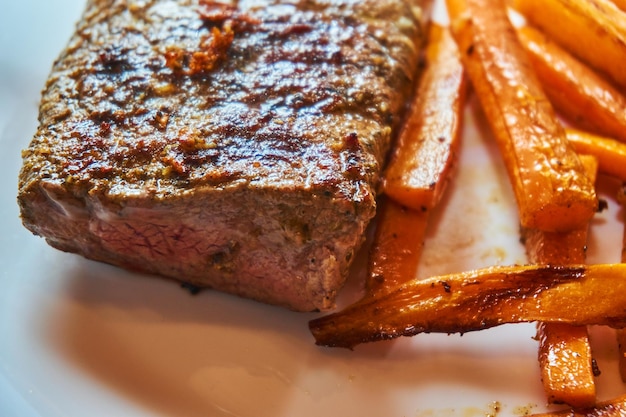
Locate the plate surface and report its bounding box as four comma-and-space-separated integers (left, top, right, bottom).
1, 1, 625, 416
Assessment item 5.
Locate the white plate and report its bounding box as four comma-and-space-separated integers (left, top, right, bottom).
1, 1, 625, 416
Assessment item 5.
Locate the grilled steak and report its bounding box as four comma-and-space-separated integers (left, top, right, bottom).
18, 0, 430, 311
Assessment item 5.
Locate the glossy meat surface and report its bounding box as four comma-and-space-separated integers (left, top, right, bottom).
18, 0, 429, 310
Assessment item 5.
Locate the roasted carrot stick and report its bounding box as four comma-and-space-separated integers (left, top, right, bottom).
611, 0, 626, 12
383, 23, 467, 212
522, 155, 598, 408
535, 323, 596, 407
516, 25, 626, 143
309, 263, 626, 349
365, 197, 429, 298
523, 226, 590, 267
566, 128, 626, 181
365, 24, 466, 298
446, 0, 597, 232
528, 394, 626, 417
512, 0, 626, 89
617, 184, 626, 382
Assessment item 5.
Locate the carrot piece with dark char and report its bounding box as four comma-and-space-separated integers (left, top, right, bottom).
382, 23, 467, 212
309, 263, 626, 350
616, 184, 626, 383
365, 23, 466, 299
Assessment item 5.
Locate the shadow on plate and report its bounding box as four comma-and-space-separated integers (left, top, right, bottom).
36, 249, 557, 417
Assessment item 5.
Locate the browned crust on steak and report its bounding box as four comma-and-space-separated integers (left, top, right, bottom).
18, 0, 431, 311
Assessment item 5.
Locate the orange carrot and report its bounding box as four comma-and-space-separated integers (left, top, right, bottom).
521, 155, 598, 408
383, 23, 467, 212
566, 128, 626, 181
446, 0, 597, 232
310, 263, 626, 349
517, 25, 626, 143
513, 0, 626, 89
617, 185, 626, 382
611, 0, 626, 11
365, 198, 429, 298
365, 24, 466, 298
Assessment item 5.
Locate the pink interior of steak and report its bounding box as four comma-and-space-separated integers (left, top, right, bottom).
25, 177, 374, 311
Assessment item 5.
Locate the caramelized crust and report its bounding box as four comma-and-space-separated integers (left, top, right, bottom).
18, 0, 431, 310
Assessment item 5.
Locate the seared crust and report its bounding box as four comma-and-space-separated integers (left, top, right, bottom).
18, 0, 430, 311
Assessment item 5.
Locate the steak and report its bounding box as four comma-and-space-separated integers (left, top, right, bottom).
18, 0, 430, 311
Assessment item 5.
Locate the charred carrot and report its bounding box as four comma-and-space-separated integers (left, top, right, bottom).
446, 0, 597, 232
383, 23, 467, 212
365, 24, 465, 298
617, 185, 626, 382
365, 197, 429, 298
517, 25, 626, 143
309, 263, 626, 349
